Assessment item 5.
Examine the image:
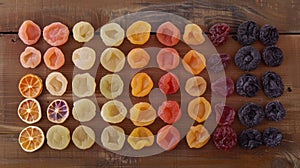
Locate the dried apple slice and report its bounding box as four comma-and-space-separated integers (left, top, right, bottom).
99, 74, 124, 99
46, 125, 70, 150
101, 125, 125, 151
72, 125, 95, 150
45, 72, 68, 96
129, 102, 156, 126
101, 100, 127, 124
127, 127, 154, 150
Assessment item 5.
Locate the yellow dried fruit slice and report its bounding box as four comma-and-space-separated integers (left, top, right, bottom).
101, 100, 127, 124
72, 21, 94, 42
126, 21, 151, 45
183, 24, 205, 45
188, 97, 211, 123
129, 102, 156, 126
127, 48, 150, 69
99, 74, 124, 99
46, 125, 70, 150
45, 72, 68, 96
17, 98, 42, 124
72, 73, 96, 98
127, 127, 154, 150
186, 124, 210, 148
101, 125, 125, 151
72, 47, 96, 70
131, 72, 153, 97
100, 48, 125, 72
185, 76, 207, 97
72, 98, 96, 122
100, 23, 125, 46
72, 125, 95, 150
18, 126, 44, 152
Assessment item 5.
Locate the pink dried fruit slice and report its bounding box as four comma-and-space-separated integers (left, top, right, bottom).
158, 72, 179, 94
20, 47, 41, 68
156, 48, 180, 71
47, 99, 69, 124
158, 100, 181, 124
44, 47, 65, 70
156, 22, 180, 47
157, 125, 181, 151
43, 22, 69, 46
18, 20, 41, 45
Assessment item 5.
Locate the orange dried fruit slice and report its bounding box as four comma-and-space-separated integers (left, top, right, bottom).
127, 48, 150, 69
17, 98, 42, 124
43, 22, 69, 46
126, 21, 151, 45
44, 47, 65, 70
129, 102, 156, 126
18, 20, 41, 45
182, 50, 206, 75
188, 97, 211, 123
18, 74, 43, 98
131, 72, 153, 97
18, 126, 44, 152
47, 99, 69, 124
20, 47, 42, 69
186, 124, 210, 148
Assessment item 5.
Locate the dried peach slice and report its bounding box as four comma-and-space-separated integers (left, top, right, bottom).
188, 97, 211, 123
157, 125, 180, 151
129, 102, 156, 126
72, 73, 96, 98
45, 72, 68, 96
182, 50, 206, 75
18, 74, 43, 98
17, 98, 42, 124
18, 126, 44, 152
46, 125, 70, 150
186, 124, 210, 148
43, 22, 69, 46
185, 76, 207, 97
127, 48, 150, 69
100, 48, 125, 72
20, 47, 41, 68
72, 125, 95, 150
156, 21, 180, 47
126, 21, 151, 45
100, 23, 125, 46
131, 72, 153, 97
156, 48, 180, 71
44, 47, 65, 70
18, 20, 41, 45
99, 74, 124, 99
47, 99, 69, 124
72, 21, 94, 42
101, 125, 125, 151
183, 24, 205, 45
101, 100, 127, 124
127, 127, 154, 150
72, 47, 96, 70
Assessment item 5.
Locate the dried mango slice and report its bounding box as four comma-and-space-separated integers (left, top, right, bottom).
157, 125, 180, 151
20, 47, 41, 68
100, 23, 125, 46
18, 20, 41, 45
72, 21, 94, 42
72, 73, 96, 98
18, 126, 44, 152
131, 73, 153, 97
185, 76, 207, 97
183, 24, 205, 45
188, 97, 211, 123
17, 98, 42, 124
101, 100, 127, 124
130, 102, 156, 126
46, 125, 70, 150
72, 98, 96, 122
99, 74, 124, 99
18, 74, 43, 98
47, 99, 69, 124
127, 48, 150, 69
126, 21, 151, 45
156, 21, 180, 47
127, 127, 154, 150
45, 72, 68, 96
43, 22, 69, 46
182, 50, 206, 75
101, 125, 125, 151
72, 125, 95, 150
156, 48, 180, 71
100, 48, 125, 72
44, 47, 65, 70
72, 47, 96, 70
186, 124, 210, 148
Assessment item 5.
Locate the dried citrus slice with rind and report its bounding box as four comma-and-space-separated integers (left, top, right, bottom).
46, 125, 70, 150
18, 126, 44, 152
47, 99, 69, 124
18, 74, 43, 98
17, 98, 42, 124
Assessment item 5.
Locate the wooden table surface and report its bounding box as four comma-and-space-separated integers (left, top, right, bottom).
0, 0, 299, 168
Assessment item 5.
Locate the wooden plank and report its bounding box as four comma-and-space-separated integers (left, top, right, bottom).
0, 0, 299, 33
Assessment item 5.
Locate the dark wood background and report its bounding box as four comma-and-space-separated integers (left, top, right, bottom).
0, 0, 299, 168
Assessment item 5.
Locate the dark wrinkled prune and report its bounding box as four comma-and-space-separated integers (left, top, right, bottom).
211, 77, 234, 97
265, 101, 286, 121
215, 103, 236, 126
262, 46, 283, 67
239, 128, 262, 149
237, 21, 259, 45
234, 46, 261, 71
263, 127, 283, 147
207, 53, 231, 73
238, 102, 264, 127
236, 74, 261, 97
209, 23, 231, 47
260, 25, 279, 46
262, 71, 284, 98
213, 126, 237, 151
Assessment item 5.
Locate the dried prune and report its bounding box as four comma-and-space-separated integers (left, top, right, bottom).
236, 74, 261, 97
211, 77, 234, 97
262, 46, 283, 67
263, 127, 283, 147
215, 103, 236, 126
262, 71, 284, 98
259, 25, 279, 46
207, 53, 231, 73
209, 23, 230, 47
234, 46, 261, 71
239, 129, 262, 149
265, 101, 286, 121
213, 126, 237, 151
237, 21, 259, 45
238, 102, 264, 127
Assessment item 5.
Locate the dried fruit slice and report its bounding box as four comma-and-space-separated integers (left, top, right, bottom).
186, 124, 210, 148
208, 23, 230, 47
101, 125, 125, 151
18, 20, 41, 45
18, 126, 44, 152
215, 103, 236, 126
72, 47, 96, 70
46, 125, 70, 150
45, 72, 68, 96
101, 100, 127, 124
18, 74, 43, 98
156, 21, 180, 46
158, 100, 181, 124
43, 22, 69, 46
100, 23, 125, 46
188, 97, 211, 123
43, 47, 65, 70
126, 21, 151, 45
72, 73, 96, 98
72, 125, 95, 150
72, 21, 94, 42
127, 127, 154, 150
20, 47, 41, 68
127, 48, 150, 69
183, 23, 205, 45
206, 53, 231, 73
100, 48, 125, 72
158, 72, 179, 94
182, 50, 206, 75
238, 102, 264, 128
211, 77, 235, 97
131, 72, 153, 97
213, 126, 237, 151
156, 48, 180, 71
100, 74, 124, 99
72, 98, 96, 122
47, 99, 69, 124
130, 102, 156, 126
157, 125, 180, 151
17, 98, 42, 124
185, 76, 207, 97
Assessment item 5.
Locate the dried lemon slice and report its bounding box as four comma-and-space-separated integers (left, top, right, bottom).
127, 127, 154, 150
17, 98, 42, 124
101, 100, 127, 124
47, 99, 69, 124
129, 102, 156, 126
183, 24, 205, 45
126, 21, 151, 45
72, 73, 96, 98
18, 126, 44, 152
99, 74, 124, 99
72, 21, 94, 42
100, 23, 125, 46
46, 125, 70, 150
18, 74, 43, 98
72, 99, 96, 122
100, 48, 125, 72
45, 72, 68, 96
72, 125, 95, 150
72, 47, 96, 70
101, 125, 125, 151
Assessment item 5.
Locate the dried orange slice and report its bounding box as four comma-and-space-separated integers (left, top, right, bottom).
18, 74, 43, 98
17, 98, 42, 124
18, 126, 44, 152
47, 99, 69, 124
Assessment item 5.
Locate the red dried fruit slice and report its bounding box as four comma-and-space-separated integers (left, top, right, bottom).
18, 20, 41, 45
156, 48, 180, 71
158, 100, 181, 124
43, 22, 69, 46
20, 47, 42, 69
215, 103, 236, 126
44, 47, 65, 70
47, 99, 69, 124
213, 126, 237, 151
157, 125, 180, 151
156, 22, 180, 46
158, 72, 179, 94
209, 23, 230, 47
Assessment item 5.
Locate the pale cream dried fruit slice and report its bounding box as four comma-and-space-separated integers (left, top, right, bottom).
72, 47, 96, 70
99, 74, 124, 99
183, 24, 205, 45
72, 125, 95, 150
101, 100, 127, 124
72, 73, 96, 98
101, 125, 125, 151
46, 72, 68, 96
185, 76, 207, 97
127, 127, 154, 150
18, 126, 44, 152
100, 48, 125, 72
129, 102, 156, 126
72, 21, 94, 42
100, 23, 125, 46
72, 98, 96, 122
46, 125, 70, 150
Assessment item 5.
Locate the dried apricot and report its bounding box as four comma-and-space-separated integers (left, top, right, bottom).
188, 97, 211, 123
43, 47, 65, 70
17, 98, 42, 124
43, 22, 69, 46
72, 21, 94, 42
183, 24, 205, 45
45, 72, 68, 96
182, 50, 206, 75
130, 102, 156, 126
185, 76, 207, 97
18, 126, 44, 152
156, 21, 180, 46
158, 100, 181, 124
127, 127, 154, 150
157, 125, 180, 151
186, 124, 210, 148
127, 48, 150, 69
158, 72, 179, 94
18, 74, 43, 98
20, 47, 41, 68
156, 48, 180, 71
100, 23, 125, 46
18, 20, 41, 45
126, 21, 151, 45
131, 72, 153, 97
